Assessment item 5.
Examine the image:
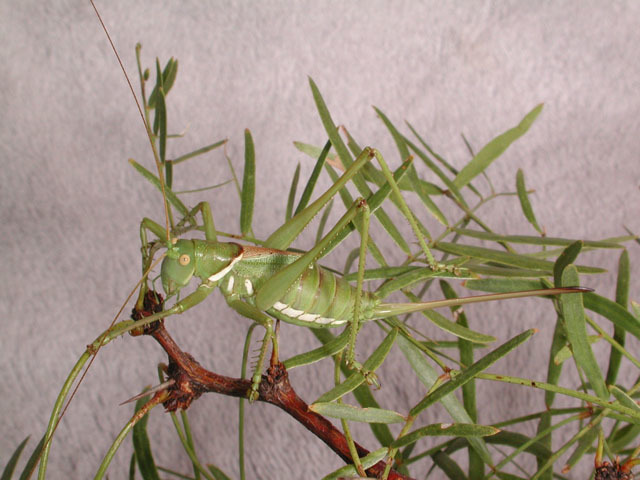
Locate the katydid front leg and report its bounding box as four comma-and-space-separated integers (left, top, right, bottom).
137, 200, 217, 309
226, 298, 277, 402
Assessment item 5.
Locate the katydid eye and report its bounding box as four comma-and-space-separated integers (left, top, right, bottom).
179, 254, 191, 266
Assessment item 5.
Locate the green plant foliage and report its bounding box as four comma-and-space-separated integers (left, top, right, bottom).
35, 47, 639, 480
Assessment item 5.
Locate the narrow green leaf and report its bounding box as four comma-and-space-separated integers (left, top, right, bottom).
207, 464, 232, 480
610, 424, 640, 452
315, 199, 333, 245
453, 229, 624, 249
308, 77, 353, 166
454, 104, 544, 188
350, 385, 395, 448
392, 423, 499, 448
1, 436, 29, 480
264, 146, 372, 250
148, 57, 178, 107
606, 249, 630, 384
309, 402, 406, 424
515, 169, 542, 233
397, 335, 494, 466
432, 450, 469, 480
314, 328, 397, 404
320, 448, 387, 480
172, 138, 227, 165
463, 265, 549, 278
150, 60, 164, 116
374, 266, 471, 299
583, 292, 640, 341
160, 58, 178, 96
553, 335, 600, 365
240, 129, 255, 235
561, 266, 608, 400
310, 329, 395, 447
294, 140, 330, 216
554, 241, 582, 286
18, 434, 45, 480
283, 328, 350, 369
406, 120, 484, 197
440, 280, 479, 431
416, 303, 496, 344
610, 386, 640, 413
132, 395, 160, 480
410, 329, 535, 417
374, 106, 448, 225
285, 162, 300, 222
129, 453, 136, 480
404, 136, 467, 205
542, 321, 567, 411
486, 430, 552, 463
495, 473, 527, 480
436, 242, 603, 274
562, 418, 602, 474
129, 159, 189, 217
152, 62, 167, 167
616, 247, 630, 304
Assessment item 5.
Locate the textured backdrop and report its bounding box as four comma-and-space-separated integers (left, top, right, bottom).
2, 1, 640, 478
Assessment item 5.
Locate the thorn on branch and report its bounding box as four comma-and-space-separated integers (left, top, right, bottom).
130, 289, 165, 336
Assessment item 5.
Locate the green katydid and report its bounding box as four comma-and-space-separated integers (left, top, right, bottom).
34, 4, 595, 478
95, 0, 589, 404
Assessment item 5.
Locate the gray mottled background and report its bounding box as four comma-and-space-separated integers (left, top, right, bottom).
2, 1, 640, 478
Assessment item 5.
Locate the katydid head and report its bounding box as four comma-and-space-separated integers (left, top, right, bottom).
162, 239, 196, 296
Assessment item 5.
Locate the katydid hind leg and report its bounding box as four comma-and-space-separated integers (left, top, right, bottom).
344, 198, 380, 388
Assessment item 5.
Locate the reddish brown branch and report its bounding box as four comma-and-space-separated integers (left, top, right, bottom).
147, 324, 412, 480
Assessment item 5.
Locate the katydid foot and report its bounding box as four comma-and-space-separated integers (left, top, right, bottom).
248, 320, 280, 403
346, 359, 380, 389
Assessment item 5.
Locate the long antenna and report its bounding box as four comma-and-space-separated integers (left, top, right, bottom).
89, 0, 171, 244
34, 4, 174, 478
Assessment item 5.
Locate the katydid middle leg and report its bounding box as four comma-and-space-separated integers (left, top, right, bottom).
226, 298, 277, 402
255, 196, 379, 384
